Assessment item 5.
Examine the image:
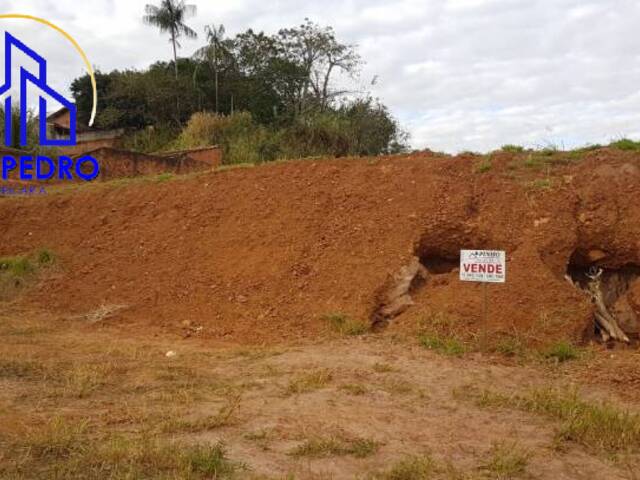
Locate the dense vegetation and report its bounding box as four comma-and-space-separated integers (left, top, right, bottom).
70, 11, 408, 163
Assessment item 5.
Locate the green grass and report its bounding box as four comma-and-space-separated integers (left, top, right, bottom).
528, 178, 552, 190
541, 341, 581, 363
322, 313, 369, 336
520, 147, 563, 170
289, 435, 380, 459
417, 312, 468, 357
523, 154, 544, 169
369, 455, 435, 479
609, 138, 640, 151
0, 255, 35, 276
478, 441, 530, 479
183, 442, 246, 478
0, 248, 56, 300
36, 249, 55, 265
565, 150, 585, 161
500, 144, 525, 153
154, 172, 174, 182
20, 416, 90, 460
458, 386, 640, 454
492, 336, 527, 358
474, 155, 492, 173
3, 416, 246, 479
580, 143, 603, 151
418, 333, 466, 357
0, 249, 56, 283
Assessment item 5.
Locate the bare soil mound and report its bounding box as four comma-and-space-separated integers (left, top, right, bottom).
1, 148, 639, 345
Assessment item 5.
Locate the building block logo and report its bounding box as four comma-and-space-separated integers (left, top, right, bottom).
0, 31, 77, 147
0, 18, 100, 185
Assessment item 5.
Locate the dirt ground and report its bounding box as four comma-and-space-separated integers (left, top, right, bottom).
2, 149, 640, 478
1, 306, 639, 479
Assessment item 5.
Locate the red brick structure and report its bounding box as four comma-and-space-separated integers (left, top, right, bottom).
78, 147, 213, 180
156, 146, 222, 168
46, 108, 124, 156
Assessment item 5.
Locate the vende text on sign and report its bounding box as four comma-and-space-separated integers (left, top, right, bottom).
460, 250, 506, 283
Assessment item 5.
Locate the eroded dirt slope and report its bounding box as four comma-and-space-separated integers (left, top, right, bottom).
1, 149, 639, 344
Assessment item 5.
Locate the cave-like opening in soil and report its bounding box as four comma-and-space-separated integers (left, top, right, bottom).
414, 242, 461, 275
418, 254, 459, 274
566, 250, 640, 343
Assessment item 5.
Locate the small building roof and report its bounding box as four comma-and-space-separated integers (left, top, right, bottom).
46, 107, 70, 123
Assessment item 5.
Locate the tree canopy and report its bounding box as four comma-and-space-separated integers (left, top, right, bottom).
70, 19, 408, 161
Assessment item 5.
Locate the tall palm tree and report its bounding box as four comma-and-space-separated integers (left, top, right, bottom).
143, 0, 198, 79
193, 24, 225, 112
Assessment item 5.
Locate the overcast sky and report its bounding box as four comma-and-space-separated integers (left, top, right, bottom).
1, 0, 639, 152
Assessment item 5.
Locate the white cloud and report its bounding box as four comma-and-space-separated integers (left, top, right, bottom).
1, 0, 639, 152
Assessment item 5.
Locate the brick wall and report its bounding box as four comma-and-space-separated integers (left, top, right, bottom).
157, 146, 222, 168
86, 147, 213, 180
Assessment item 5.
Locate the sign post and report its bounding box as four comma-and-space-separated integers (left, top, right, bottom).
460, 250, 506, 350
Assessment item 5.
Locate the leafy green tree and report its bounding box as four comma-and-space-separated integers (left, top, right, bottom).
278, 19, 361, 113
143, 0, 198, 79
340, 97, 409, 155
230, 29, 306, 123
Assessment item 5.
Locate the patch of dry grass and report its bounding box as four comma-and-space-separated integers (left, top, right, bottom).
382, 378, 414, 396
0, 358, 49, 380
340, 383, 368, 396
62, 362, 125, 398
369, 454, 436, 479
285, 368, 332, 395
456, 385, 640, 455
289, 434, 380, 458
372, 362, 397, 373
161, 390, 243, 433
322, 313, 369, 336
478, 441, 530, 479
3, 419, 245, 479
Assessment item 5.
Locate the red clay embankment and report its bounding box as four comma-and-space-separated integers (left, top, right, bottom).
0, 149, 639, 344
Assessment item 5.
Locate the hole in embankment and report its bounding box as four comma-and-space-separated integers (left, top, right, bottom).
414, 232, 463, 276
418, 254, 459, 275
565, 250, 640, 343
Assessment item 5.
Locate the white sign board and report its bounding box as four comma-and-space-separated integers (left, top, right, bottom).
460, 250, 506, 283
